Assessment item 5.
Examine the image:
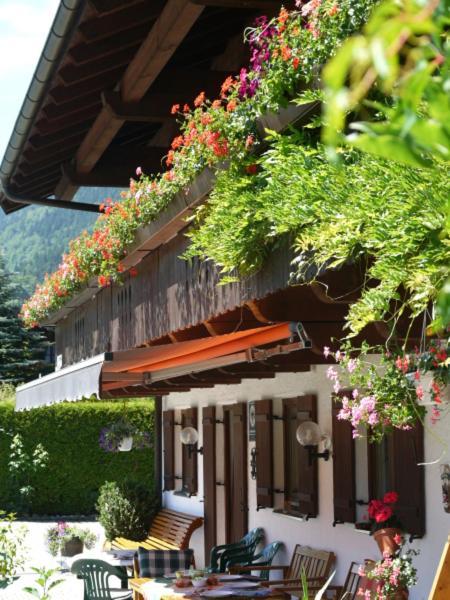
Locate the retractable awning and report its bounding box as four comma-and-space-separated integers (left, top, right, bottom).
15, 354, 104, 411
16, 322, 307, 409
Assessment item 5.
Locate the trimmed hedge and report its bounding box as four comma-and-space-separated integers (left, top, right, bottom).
0, 398, 154, 515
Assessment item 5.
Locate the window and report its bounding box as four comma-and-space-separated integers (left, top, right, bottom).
331, 398, 425, 537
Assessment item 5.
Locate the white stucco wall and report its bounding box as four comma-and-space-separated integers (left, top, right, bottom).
162, 366, 450, 599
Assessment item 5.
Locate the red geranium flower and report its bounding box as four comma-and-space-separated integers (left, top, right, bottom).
375, 505, 393, 523
383, 491, 398, 505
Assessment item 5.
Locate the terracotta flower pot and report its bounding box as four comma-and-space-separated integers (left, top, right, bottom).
387, 589, 409, 599
372, 527, 402, 557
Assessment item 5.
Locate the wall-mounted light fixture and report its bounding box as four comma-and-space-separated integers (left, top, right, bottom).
180, 426, 203, 458
296, 421, 331, 466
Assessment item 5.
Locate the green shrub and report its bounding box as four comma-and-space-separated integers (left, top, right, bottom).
97, 480, 160, 542
0, 399, 155, 515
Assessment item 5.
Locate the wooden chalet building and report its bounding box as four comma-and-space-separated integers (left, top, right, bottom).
1, 1, 449, 598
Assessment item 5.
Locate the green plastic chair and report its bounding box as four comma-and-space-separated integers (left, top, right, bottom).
225, 541, 283, 580
209, 527, 264, 572
71, 558, 132, 600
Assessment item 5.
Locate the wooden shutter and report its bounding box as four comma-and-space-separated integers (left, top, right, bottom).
202, 406, 217, 558
163, 410, 175, 491
255, 399, 273, 508
283, 395, 318, 517
368, 424, 425, 538
390, 424, 425, 537
332, 397, 356, 524
182, 407, 198, 496
224, 403, 248, 543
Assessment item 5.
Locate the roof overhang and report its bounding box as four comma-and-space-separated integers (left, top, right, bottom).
1, 0, 287, 214
15, 322, 308, 409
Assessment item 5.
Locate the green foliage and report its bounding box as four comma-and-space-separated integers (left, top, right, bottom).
7, 433, 49, 515
23, 566, 64, 600
186, 132, 449, 334
0, 511, 27, 584
0, 253, 50, 385
0, 399, 154, 515
323, 0, 450, 166
96, 480, 160, 542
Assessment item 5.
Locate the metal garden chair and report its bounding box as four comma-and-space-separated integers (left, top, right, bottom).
71, 558, 132, 600
209, 527, 264, 572
225, 541, 283, 580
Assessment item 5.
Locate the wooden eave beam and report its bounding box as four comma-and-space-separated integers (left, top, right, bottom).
192, 0, 281, 8
59, 46, 141, 86
49, 67, 125, 104
69, 22, 151, 65
101, 91, 174, 123
34, 105, 99, 136
87, 0, 145, 14
73, 0, 204, 176
62, 146, 167, 187
79, 1, 164, 42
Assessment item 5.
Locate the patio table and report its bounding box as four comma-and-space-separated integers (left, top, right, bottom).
129, 577, 288, 600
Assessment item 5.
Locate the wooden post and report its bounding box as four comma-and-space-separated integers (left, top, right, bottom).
429, 535, 450, 599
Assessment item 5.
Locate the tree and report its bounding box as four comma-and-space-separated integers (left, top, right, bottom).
0, 252, 50, 384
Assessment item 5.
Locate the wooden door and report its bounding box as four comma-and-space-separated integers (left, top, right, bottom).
224, 403, 248, 543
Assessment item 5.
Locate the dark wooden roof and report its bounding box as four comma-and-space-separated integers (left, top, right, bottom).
1, 0, 289, 214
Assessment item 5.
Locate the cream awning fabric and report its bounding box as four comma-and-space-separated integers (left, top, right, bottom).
15, 354, 104, 411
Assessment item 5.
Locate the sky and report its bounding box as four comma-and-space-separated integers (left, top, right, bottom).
0, 0, 60, 159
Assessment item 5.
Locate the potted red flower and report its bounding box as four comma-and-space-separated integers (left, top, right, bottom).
368, 491, 403, 557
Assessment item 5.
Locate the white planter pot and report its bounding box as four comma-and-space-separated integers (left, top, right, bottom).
118, 436, 133, 452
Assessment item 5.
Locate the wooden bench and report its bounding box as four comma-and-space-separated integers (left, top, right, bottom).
110, 508, 203, 551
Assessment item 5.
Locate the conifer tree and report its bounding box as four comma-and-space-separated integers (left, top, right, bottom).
0, 252, 50, 384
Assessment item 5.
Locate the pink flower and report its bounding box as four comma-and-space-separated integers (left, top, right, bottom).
333, 381, 341, 394
393, 533, 403, 545
347, 358, 357, 373
327, 366, 338, 381
368, 411, 379, 426
136, 166, 142, 176
352, 388, 359, 399
323, 346, 330, 358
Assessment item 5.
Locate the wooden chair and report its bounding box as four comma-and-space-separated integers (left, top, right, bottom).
274, 561, 362, 599
109, 509, 203, 552
230, 544, 335, 589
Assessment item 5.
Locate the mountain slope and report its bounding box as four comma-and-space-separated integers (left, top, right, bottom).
0, 188, 121, 301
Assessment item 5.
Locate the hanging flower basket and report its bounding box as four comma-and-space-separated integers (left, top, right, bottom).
325, 339, 449, 442
118, 436, 133, 452
99, 420, 152, 453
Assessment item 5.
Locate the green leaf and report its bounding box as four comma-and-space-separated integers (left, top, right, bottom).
347, 133, 434, 167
